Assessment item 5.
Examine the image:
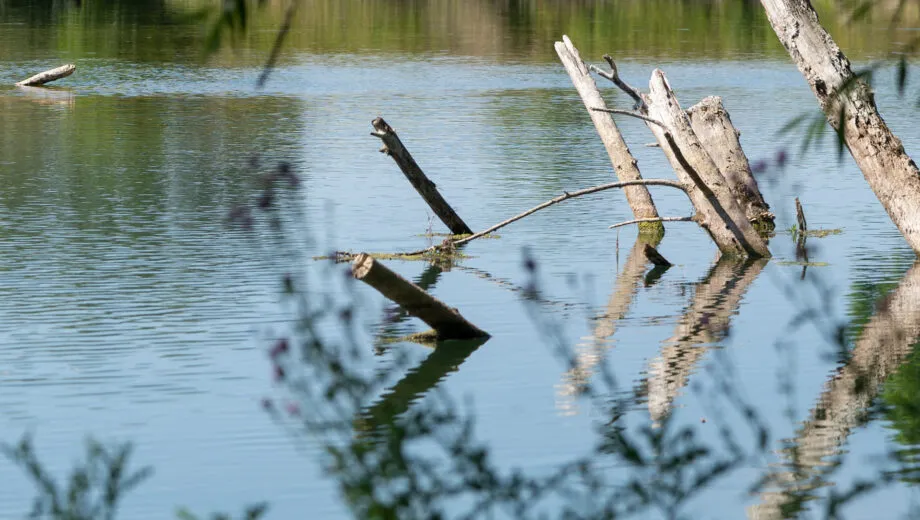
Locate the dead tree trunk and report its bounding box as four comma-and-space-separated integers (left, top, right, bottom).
645, 70, 772, 258
687, 96, 775, 233
760, 0, 920, 254
371, 118, 474, 236
555, 36, 663, 237
15, 64, 75, 87
351, 253, 488, 340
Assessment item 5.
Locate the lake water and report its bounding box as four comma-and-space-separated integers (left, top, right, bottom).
2, 0, 920, 518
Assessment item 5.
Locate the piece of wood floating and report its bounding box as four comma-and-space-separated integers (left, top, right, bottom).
645, 69, 771, 258
554, 36, 663, 236
687, 96, 775, 232
15, 64, 76, 87
370, 118, 473, 236
351, 253, 488, 340
643, 244, 671, 267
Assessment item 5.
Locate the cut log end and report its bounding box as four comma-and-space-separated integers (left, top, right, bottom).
351, 252, 374, 279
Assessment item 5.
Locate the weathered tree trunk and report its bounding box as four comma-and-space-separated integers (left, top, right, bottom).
748, 262, 920, 519
687, 96, 775, 233
15, 64, 75, 87
645, 70, 772, 258
370, 118, 474, 236
351, 253, 488, 339
555, 36, 663, 237
760, 0, 920, 254
646, 257, 766, 422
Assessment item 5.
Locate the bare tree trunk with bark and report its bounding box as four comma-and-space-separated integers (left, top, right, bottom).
761, 0, 920, 254
687, 96, 775, 233
555, 36, 663, 237
645, 70, 772, 258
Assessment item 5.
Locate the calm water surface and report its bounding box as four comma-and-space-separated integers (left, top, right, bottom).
2, 1, 920, 518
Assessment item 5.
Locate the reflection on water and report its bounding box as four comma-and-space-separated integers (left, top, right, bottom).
750, 263, 920, 519
3, 0, 920, 517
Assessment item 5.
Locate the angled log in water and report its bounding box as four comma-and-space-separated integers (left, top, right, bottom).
554, 35, 663, 237
760, 0, 920, 254
16, 64, 75, 87
351, 253, 488, 340
370, 118, 473, 235
646, 257, 767, 422
749, 263, 920, 519
645, 70, 771, 258
687, 96, 775, 233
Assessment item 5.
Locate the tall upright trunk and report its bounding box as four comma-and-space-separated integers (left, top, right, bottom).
761, 0, 920, 254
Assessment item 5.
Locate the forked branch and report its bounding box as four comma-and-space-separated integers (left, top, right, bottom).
589, 55, 645, 109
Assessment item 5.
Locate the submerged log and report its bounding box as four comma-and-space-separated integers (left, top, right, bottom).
760, 0, 920, 254
687, 96, 775, 232
370, 118, 473, 236
16, 64, 75, 87
645, 70, 771, 258
351, 253, 488, 340
555, 36, 663, 236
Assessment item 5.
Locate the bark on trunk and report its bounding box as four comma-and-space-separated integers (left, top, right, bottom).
371, 118, 474, 236
687, 96, 775, 233
555, 36, 663, 236
352, 253, 488, 340
760, 0, 920, 254
645, 70, 772, 258
16, 64, 75, 87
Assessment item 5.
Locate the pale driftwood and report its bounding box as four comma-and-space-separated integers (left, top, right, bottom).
557, 236, 662, 414
351, 253, 488, 340
645, 70, 771, 258
555, 36, 662, 234
608, 216, 694, 230
647, 257, 767, 422
370, 118, 473, 235
749, 263, 920, 519
687, 96, 775, 232
760, 0, 920, 254
16, 64, 75, 87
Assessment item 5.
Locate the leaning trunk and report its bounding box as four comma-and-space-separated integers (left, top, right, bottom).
761, 0, 920, 254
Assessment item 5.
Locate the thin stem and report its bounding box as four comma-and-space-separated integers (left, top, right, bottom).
590, 107, 665, 128
608, 216, 694, 230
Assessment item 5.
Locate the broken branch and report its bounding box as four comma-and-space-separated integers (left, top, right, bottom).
371, 118, 474, 235
589, 107, 665, 128
590, 55, 645, 109
351, 253, 488, 340
450, 179, 688, 249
